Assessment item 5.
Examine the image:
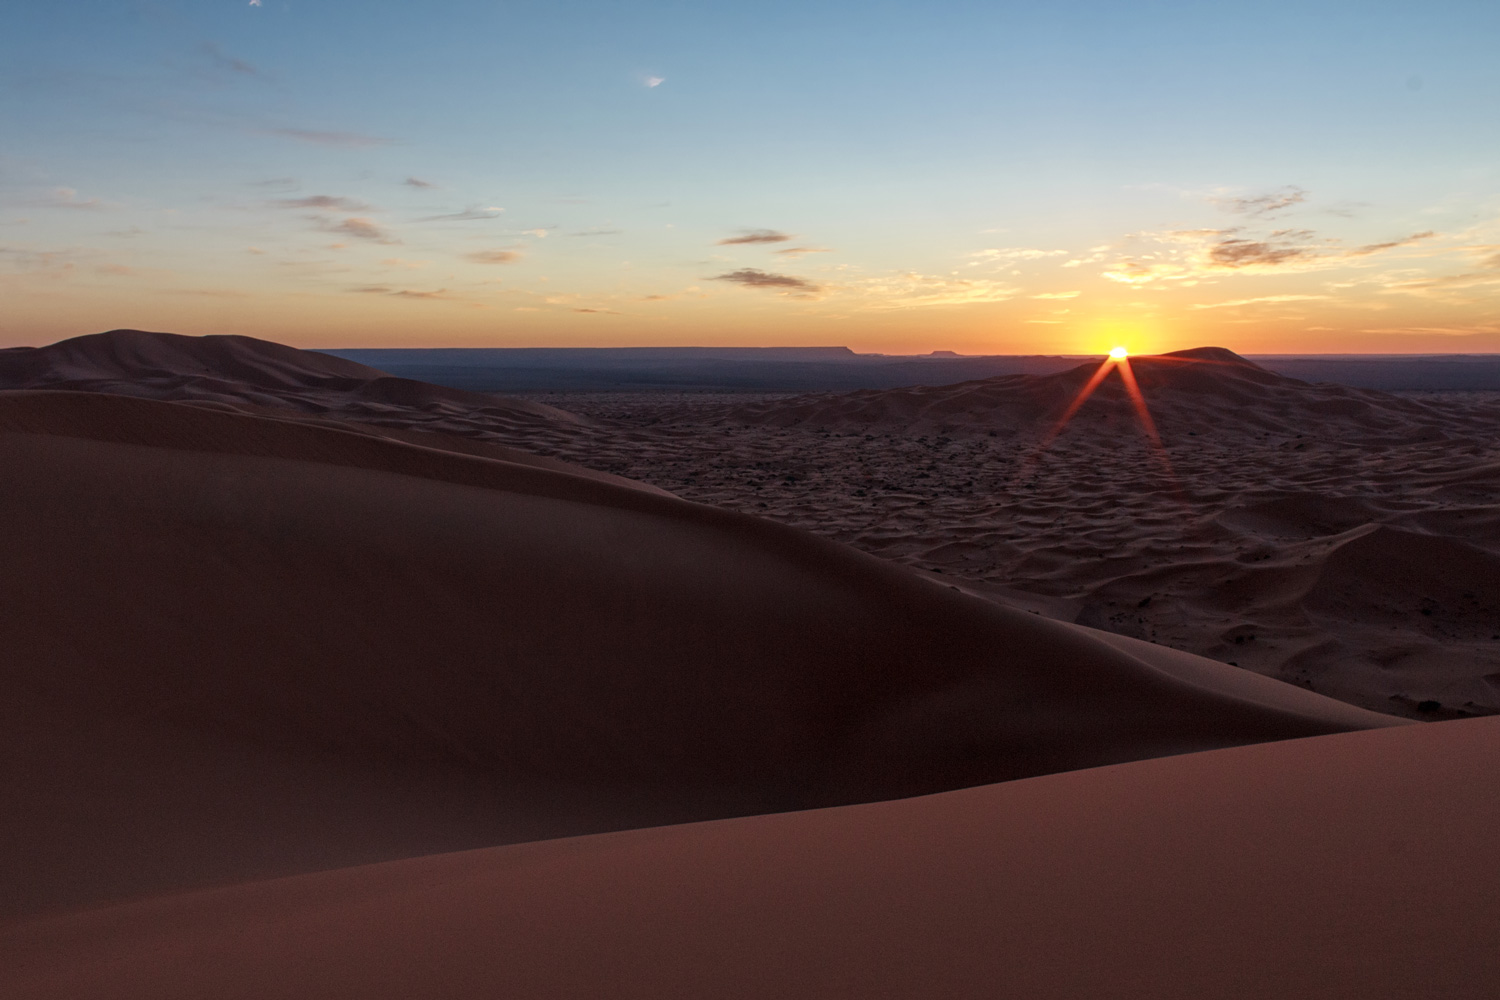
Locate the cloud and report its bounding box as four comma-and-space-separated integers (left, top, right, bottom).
1212, 186, 1307, 217
850, 272, 1020, 309
35, 187, 106, 210
247, 177, 298, 190
711, 268, 821, 295
1207, 232, 1317, 268
570, 228, 622, 237
773, 246, 831, 258
0, 247, 82, 275
645, 77, 665, 88
418, 206, 505, 222
273, 195, 369, 211
1031, 290, 1080, 299
200, 42, 261, 78
320, 217, 398, 243
466, 250, 523, 264
574, 307, 620, 314
266, 128, 394, 148
1346, 231, 1437, 257
717, 228, 795, 245
404, 176, 437, 189
968, 247, 1067, 264
352, 285, 450, 300
1188, 294, 1331, 310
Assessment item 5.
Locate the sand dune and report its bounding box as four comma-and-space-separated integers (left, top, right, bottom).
723, 347, 1489, 442
0, 328, 581, 432
0, 388, 1397, 919
6, 716, 1495, 1000
4, 332, 1494, 996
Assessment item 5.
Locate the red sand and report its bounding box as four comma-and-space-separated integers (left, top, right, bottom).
5, 716, 1496, 999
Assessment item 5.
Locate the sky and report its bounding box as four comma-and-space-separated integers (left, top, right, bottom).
2, 0, 1498, 355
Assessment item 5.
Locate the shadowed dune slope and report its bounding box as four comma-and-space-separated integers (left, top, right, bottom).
0, 391, 1400, 917
0, 328, 580, 430
5, 716, 1494, 1000
726, 346, 1485, 441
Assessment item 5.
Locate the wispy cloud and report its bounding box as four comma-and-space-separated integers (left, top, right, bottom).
1206, 230, 1318, 268
1103, 223, 1453, 286
200, 42, 262, 79
418, 206, 505, 222
273, 195, 369, 211
570, 228, 622, 237
1189, 294, 1331, 310
319, 217, 398, 243
33, 187, 108, 210
717, 228, 795, 245
574, 307, 620, 314
1031, 290, 1080, 299
403, 176, 437, 189
968, 247, 1068, 265
712, 268, 821, 295
1346, 231, 1437, 257
773, 246, 830, 258
645, 76, 665, 88
352, 285, 451, 300
265, 128, 394, 148
1212, 185, 1307, 217
850, 272, 1020, 309
466, 250, 523, 264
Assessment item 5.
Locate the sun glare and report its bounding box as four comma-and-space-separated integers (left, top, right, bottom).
1109, 346, 1129, 360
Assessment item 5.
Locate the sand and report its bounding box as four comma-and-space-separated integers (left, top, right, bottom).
1, 330, 1492, 996
6, 716, 1498, 999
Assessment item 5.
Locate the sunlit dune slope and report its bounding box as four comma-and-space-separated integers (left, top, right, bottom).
0, 328, 580, 431
6, 716, 1493, 1000
726, 346, 1480, 441
0, 390, 1399, 917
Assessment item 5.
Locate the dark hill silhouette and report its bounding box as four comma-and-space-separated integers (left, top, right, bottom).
723, 346, 1480, 442
0, 329, 582, 432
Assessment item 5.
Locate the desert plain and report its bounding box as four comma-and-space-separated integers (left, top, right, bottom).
2, 329, 1498, 998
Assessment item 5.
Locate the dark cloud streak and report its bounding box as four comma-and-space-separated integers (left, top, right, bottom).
711, 268, 821, 294
717, 228, 795, 245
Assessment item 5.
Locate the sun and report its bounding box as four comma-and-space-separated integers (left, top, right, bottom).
1109, 346, 1129, 360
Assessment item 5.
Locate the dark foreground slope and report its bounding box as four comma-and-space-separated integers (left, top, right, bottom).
6, 716, 1495, 1000
0, 390, 1397, 918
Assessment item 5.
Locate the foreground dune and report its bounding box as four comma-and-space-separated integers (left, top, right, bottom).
5, 716, 1495, 999
0, 389, 1397, 919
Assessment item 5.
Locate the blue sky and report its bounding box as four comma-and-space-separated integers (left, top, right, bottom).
3, 0, 1498, 352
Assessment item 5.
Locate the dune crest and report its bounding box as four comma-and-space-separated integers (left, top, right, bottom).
0, 390, 1399, 918
0, 328, 583, 434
